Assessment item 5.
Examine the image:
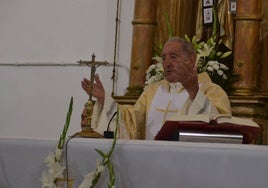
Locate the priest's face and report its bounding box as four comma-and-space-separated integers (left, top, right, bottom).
161, 41, 196, 83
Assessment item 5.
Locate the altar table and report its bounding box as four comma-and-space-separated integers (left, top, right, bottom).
1, 137, 268, 188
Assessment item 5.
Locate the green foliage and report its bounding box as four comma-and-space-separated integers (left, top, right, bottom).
153, 10, 173, 57
88, 110, 119, 188
58, 97, 73, 149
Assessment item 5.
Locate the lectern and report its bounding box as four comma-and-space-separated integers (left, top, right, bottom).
155, 118, 261, 144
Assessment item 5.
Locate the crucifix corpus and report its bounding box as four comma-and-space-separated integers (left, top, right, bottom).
77, 53, 108, 138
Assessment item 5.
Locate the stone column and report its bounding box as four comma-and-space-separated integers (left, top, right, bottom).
125, 0, 157, 96
232, 0, 262, 95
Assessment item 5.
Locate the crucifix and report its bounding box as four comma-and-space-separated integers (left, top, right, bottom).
156, 100, 179, 125
77, 53, 108, 138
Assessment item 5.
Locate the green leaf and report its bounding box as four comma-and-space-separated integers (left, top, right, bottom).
57, 96, 73, 149
212, 7, 217, 37
218, 38, 223, 45
216, 51, 222, 57
89, 109, 119, 187
208, 49, 216, 59
95, 149, 106, 158
192, 35, 198, 43
184, 34, 190, 42
220, 51, 232, 58
164, 10, 173, 37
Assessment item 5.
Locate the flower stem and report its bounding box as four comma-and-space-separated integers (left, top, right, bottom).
58, 97, 73, 149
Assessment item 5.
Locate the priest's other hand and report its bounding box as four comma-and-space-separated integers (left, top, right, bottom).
81, 73, 105, 105
175, 61, 199, 100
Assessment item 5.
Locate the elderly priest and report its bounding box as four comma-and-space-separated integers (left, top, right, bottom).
81, 36, 231, 140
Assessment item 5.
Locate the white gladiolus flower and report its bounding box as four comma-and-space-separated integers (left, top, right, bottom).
156, 62, 163, 69
55, 148, 63, 161
48, 162, 65, 177
96, 159, 105, 173
207, 66, 214, 71
217, 70, 224, 76
208, 60, 217, 66
41, 172, 55, 188
152, 56, 163, 63
45, 152, 55, 164
145, 59, 164, 86
41, 97, 73, 188
212, 64, 220, 70
220, 63, 229, 70
78, 172, 94, 188
197, 47, 213, 57
42, 148, 65, 188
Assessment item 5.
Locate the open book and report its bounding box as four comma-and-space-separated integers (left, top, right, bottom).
154, 114, 261, 144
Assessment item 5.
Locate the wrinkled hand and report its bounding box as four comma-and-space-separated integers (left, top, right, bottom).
81, 74, 105, 105
174, 62, 199, 100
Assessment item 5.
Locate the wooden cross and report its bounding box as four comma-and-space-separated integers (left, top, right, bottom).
77, 53, 108, 100
156, 100, 179, 125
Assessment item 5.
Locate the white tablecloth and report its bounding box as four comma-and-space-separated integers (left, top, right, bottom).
1, 137, 268, 188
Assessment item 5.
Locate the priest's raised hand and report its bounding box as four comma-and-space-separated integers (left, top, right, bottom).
81, 73, 105, 105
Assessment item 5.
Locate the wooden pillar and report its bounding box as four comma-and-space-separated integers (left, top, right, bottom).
259, 0, 268, 92
232, 0, 262, 95
125, 0, 157, 96
230, 0, 268, 144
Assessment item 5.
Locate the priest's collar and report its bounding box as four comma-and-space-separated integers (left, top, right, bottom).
160, 80, 182, 93
169, 82, 183, 93
161, 72, 212, 93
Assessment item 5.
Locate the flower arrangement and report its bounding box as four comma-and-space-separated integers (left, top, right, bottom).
41, 96, 119, 188
184, 31, 233, 91
79, 109, 119, 188
145, 56, 164, 86
41, 97, 73, 188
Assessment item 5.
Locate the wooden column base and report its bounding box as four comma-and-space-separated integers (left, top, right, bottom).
125, 86, 144, 97
229, 94, 268, 144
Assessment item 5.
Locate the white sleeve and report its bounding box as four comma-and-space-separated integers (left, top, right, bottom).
91, 93, 118, 135
187, 90, 219, 118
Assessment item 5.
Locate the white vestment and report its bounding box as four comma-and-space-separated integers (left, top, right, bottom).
147, 83, 189, 139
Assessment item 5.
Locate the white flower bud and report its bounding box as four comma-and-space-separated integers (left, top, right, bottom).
223, 74, 228, 80
207, 66, 214, 71
217, 70, 223, 76
212, 64, 220, 70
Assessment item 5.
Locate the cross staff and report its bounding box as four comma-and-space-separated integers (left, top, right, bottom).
77, 53, 108, 100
